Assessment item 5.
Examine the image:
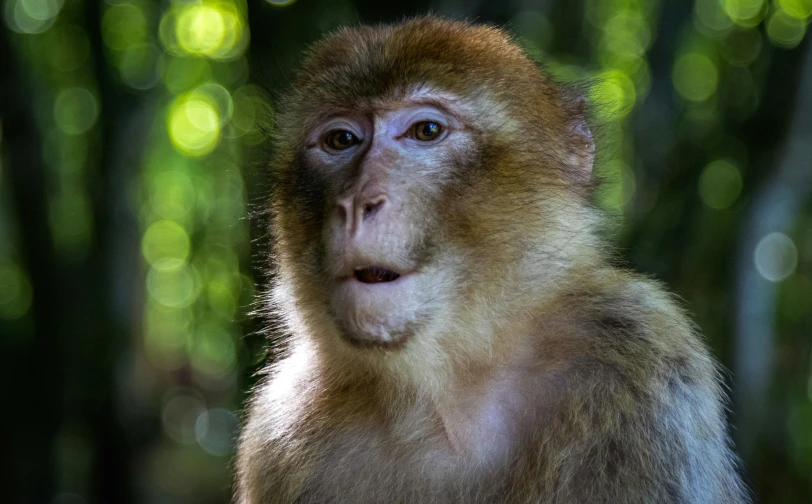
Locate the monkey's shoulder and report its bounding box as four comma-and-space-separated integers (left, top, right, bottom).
235, 357, 341, 504
544, 268, 721, 398
520, 270, 748, 503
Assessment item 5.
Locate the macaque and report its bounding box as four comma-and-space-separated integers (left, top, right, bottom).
235, 16, 749, 504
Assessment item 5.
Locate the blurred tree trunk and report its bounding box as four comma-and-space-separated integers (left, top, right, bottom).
0, 18, 62, 503
0, 2, 145, 501
80, 1, 144, 502
735, 36, 812, 478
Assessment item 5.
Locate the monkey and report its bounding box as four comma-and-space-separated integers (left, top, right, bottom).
235, 16, 749, 504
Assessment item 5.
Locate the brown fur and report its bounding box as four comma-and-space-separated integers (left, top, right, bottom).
235, 16, 749, 503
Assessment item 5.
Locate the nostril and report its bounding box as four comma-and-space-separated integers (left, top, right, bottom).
362, 197, 386, 220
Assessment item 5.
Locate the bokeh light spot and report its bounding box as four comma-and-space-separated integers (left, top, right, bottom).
754, 232, 798, 282
192, 325, 236, 376
119, 43, 160, 90
195, 83, 233, 125
20, 0, 61, 21
101, 2, 147, 51
721, 28, 763, 66
0, 259, 33, 320
629, 60, 653, 99
176, 5, 225, 55
43, 130, 87, 173
173, 3, 246, 59
150, 171, 197, 220
206, 281, 237, 320
53, 87, 99, 135
159, 57, 211, 95
596, 159, 636, 210
722, 0, 765, 26
673, 53, 718, 102
162, 392, 205, 444
694, 0, 735, 34
168, 94, 221, 156
4, 0, 61, 34
147, 258, 198, 307
778, 0, 812, 19
698, 159, 743, 209
143, 304, 192, 368
602, 10, 651, 62
142, 220, 191, 266
589, 70, 637, 120
195, 408, 239, 456
767, 10, 808, 48
230, 84, 272, 144
214, 8, 246, 59
266, 0, 298, 6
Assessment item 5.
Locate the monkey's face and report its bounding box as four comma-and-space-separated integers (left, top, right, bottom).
284, 89, 479, 349
272, 18, 594, 353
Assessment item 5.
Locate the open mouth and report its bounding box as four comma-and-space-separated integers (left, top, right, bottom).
354, 266, 401, 284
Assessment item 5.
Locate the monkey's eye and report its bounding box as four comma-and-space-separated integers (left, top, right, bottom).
412, 121, 444, 142
324, 130, 360, 151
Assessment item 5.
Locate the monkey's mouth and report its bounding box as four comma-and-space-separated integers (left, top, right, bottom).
354, 266, 401, 284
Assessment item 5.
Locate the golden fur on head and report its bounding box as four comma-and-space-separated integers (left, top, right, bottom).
278, 15, 593, 189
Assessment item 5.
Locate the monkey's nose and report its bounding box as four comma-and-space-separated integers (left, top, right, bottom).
336, 194, 388, 236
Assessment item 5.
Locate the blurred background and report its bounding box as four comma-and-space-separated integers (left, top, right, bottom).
0, 0, 810, 502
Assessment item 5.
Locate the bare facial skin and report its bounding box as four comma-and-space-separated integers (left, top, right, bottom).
235, 16, 750, 504
309, 99, 469, 348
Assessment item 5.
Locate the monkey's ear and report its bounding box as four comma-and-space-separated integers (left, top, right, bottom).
570, 96, 594, 176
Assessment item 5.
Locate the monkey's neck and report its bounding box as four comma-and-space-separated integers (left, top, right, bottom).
310, 325, 546, 467
317, 304, 543, 408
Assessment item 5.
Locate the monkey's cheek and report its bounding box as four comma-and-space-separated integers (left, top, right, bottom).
329, 275, 428, 349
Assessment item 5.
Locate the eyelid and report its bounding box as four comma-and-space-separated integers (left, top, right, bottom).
405, 109, 448, 125
324, 125, 362, 137
412, 103, 455, 128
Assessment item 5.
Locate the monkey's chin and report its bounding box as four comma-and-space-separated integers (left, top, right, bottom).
330, 273, 429, 349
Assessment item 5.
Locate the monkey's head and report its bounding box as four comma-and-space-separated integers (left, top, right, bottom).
269, 17, 597, 358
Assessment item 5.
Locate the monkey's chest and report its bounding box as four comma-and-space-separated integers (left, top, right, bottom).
297, 438, 504, 503
293, 411, 521, 503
